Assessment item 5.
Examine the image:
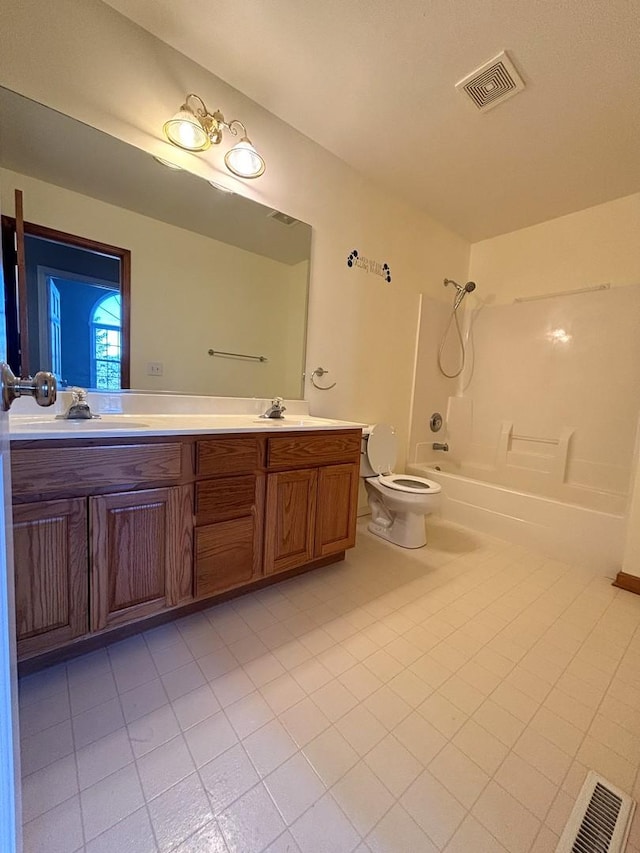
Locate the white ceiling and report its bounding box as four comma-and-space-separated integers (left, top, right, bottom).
102, 0, 640, 241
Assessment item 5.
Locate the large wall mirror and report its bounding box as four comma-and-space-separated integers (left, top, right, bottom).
0, 87, 311, 399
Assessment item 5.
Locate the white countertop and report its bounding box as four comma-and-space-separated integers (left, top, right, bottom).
9, 413, 366, 440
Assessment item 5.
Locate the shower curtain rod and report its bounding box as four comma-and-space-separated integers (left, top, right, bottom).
513, 283, 610, 303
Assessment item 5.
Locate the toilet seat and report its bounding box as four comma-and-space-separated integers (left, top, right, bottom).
377, 473, 442, 495
364, 426, 441, 495
365, 424, 397, 475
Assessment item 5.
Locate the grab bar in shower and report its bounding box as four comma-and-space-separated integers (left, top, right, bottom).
208, 348, 268, 363
513, 283, 610, 303
511, 434, 559, 445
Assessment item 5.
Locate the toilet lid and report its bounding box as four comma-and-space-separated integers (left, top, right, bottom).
366, 424, 397, 474
378, 473, 442, 495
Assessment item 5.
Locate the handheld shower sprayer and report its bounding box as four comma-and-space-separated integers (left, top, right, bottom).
438, 278, 479, 378
444, 278, 476, 311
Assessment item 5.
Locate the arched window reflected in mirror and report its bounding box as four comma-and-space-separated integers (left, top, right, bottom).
91, 292, 121, 390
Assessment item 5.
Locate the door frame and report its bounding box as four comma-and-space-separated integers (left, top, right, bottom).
0, 455, 19, 852
36, 265, 120, 383
0, 194, 20, 847
1, 215, 131, 387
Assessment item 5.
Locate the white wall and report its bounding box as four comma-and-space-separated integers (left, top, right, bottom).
0, 0, 470, 470
467, 193, 640, 575
469, 193, 640, 304
452, 287, 640, 512
623, 463, 640, 578
408, 295, 455, 462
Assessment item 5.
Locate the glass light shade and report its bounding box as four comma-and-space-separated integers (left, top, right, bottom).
224, 137, 265, 178
163, 107, 210, 151
208, 180, 234, 194
153, 156, 183, 170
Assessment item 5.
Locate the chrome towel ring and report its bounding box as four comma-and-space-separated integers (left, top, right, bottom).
310, 367, 336, 390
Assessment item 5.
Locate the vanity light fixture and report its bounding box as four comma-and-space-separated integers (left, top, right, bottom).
163, 93, 265, 178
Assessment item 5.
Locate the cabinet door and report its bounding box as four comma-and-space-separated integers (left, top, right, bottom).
315, 463, 359, 558
90, 485, 193, 631
264, 469, 317, 574
13, 498, 88, 658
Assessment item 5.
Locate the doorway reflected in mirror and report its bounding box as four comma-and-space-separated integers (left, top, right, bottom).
0, 216, 130, 389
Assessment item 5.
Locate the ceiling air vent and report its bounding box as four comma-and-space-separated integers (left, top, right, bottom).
455, 50, 525, 112
268, 209, 299, 227
556, 771, 636, 853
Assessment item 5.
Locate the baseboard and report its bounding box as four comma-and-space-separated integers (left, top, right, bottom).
612, 571, 640, 596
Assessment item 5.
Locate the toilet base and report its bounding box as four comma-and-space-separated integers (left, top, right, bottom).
367, 511, 427, 549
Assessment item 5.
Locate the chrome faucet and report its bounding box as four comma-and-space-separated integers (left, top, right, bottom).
261, 397, 287, 419
432, 442, 449, 452
56, 387, 100, 420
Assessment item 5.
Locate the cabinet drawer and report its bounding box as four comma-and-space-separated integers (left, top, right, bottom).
196, 437, 261, 476
196, 475, 256, 523
195, 518, 258, 597
267, 432, 361, 469
11, 443, 182, 498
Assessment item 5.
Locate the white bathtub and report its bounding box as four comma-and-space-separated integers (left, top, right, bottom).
407, 461, 626, 573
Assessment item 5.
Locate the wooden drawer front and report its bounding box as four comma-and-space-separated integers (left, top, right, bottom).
14, 498, 88, 658
195, 518, 257, 598
197, 437, 260, 476
12, 443, 182, 498
196, 475, 256, 523
267, 432, 361, 469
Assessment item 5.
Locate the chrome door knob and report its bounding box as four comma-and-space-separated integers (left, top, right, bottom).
0, 362, 57, 411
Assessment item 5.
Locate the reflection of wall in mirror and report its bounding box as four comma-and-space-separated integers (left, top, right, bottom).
0, 167, 308, 399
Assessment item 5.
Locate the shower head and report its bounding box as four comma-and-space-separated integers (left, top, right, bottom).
444, 277, 477, 310
444, 278, 476, 293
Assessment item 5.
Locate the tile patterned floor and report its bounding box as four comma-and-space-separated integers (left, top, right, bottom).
18, 518, 640, 853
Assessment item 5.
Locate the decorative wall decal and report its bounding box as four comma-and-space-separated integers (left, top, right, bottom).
347, 249, 392, 283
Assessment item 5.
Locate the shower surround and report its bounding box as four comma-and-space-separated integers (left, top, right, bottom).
408, 285, 640, 570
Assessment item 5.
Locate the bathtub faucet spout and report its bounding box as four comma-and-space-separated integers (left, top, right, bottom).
432, 442, 449, 452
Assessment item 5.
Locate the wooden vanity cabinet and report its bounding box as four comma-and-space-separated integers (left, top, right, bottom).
11, 428, 362, 664
11, 439, 192, 659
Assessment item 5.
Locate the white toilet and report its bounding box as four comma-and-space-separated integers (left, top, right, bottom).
360, 424, 441, 548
